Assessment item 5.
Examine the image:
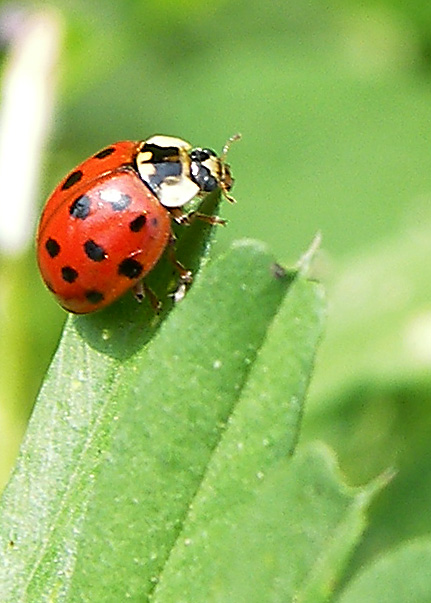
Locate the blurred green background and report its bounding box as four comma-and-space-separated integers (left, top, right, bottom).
1, 0, 431, 589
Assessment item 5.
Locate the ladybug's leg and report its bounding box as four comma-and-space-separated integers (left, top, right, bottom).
169, 207, 227, 226
133, 280, 161, 312
166, 235, 193, 302
190, 211, 227, 226
167, 235, 193, 283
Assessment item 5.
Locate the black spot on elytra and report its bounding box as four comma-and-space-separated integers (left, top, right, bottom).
129, 214, 147, 232
93, 147, 116, 159
61, 266, 78, 283
85, 290, 104, 304
46, 237, 60, 257
151, 217, 159, 227
61, 170, 83, 191
70, 195, 91, 219
118, 258, 144, 279
84, 239, 107, 262
110, 193, 132, 212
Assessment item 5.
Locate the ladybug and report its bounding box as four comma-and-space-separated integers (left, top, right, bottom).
37, 134, 239, 314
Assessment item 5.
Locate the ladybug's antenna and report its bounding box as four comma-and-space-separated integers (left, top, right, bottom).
221, 133, 241, 162
220, 133, 241, 204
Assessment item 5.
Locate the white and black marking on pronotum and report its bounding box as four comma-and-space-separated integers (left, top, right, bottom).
137, 146, 183, 198
140, 141, 181, 163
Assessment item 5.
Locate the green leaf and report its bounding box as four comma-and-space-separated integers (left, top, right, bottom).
302, 225, 431, 577
149, 254, 325, 600
153, 444, 388, 603
309, 226, 431, 411
338, 539, 431, 603
0, 229, 325, 600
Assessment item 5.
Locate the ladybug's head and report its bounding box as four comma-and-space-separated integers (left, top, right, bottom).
189, 134, 240, 204
136, 134, 240, 208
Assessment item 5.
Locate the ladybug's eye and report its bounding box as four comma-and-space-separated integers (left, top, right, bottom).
189, 148, 216, 162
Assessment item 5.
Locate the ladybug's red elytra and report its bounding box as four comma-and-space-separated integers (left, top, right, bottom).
37, 134, 239, 314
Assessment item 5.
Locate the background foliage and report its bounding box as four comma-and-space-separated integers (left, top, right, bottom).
1, 0, 431, 597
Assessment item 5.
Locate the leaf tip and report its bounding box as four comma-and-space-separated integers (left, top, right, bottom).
296, 231, 322, 276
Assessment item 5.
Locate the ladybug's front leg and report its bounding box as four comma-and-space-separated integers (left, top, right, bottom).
169, 207, 227, 226
167, 207, 226, 302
